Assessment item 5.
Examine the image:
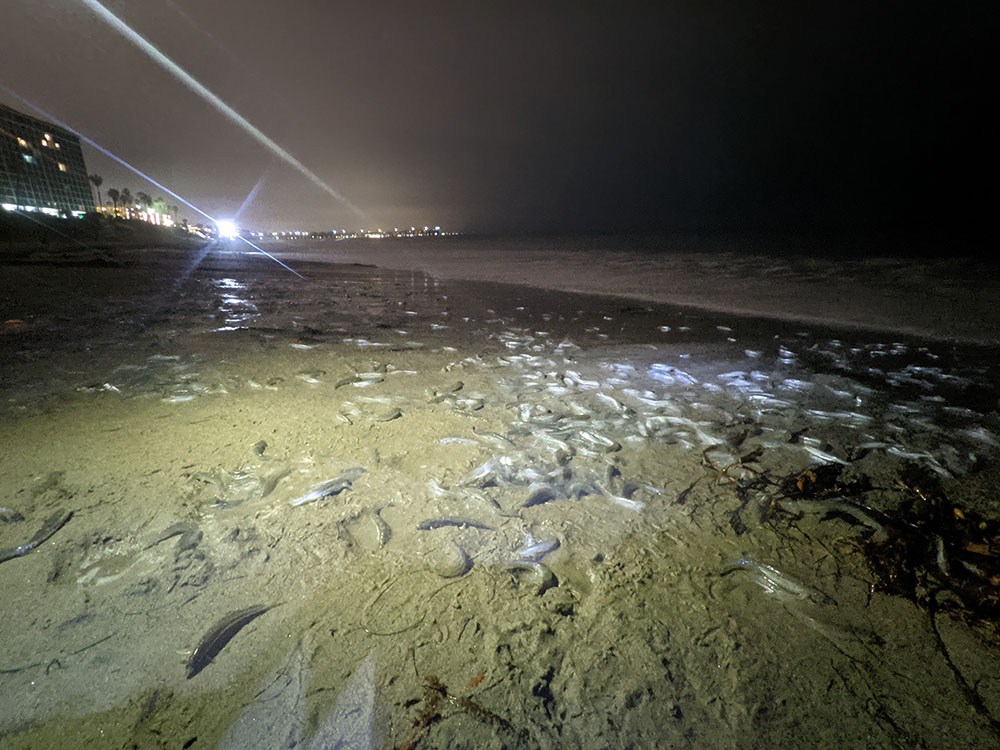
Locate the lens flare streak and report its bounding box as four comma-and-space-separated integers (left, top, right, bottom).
0, 85, 214, 223
235, 172, 267, 221
238, 237, 306, 280
1, 86, 306, 280
78, 0, 364, 219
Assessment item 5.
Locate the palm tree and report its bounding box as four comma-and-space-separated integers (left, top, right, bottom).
89, 174, 103, 211
120, 188, 133, 219
136, 191, 152, 222
106, 187, 120, 217
153, 197, 167, 225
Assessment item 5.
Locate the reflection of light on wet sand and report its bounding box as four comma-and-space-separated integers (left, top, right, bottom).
213, 278, 259, 330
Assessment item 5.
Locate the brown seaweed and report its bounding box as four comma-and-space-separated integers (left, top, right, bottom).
770, 460, 1000, 733
864, 468, 1000, 622
394, 675, 528, 749
186, 604, 273, 678
778, 463, 870, 500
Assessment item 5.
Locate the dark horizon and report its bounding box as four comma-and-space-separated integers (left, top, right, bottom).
1, 1, 993, 240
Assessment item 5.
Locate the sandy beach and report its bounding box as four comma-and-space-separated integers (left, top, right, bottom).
1, 241, 999, 749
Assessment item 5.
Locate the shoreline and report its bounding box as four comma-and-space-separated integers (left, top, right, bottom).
264, 238, 1000, 348
3, 238, 997, 348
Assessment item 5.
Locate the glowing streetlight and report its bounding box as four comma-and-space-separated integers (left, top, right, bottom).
216, 219, 238, 239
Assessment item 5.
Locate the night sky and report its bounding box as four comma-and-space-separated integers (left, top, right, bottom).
1, 1, 993, 237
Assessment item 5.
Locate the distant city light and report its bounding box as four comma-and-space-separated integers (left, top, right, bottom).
245, 224, 457, 241
216, 219, 239, 239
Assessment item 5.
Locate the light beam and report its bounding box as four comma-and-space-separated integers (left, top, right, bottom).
1, 86, 307, 280
78, 0, 364, 219
0, 85, 214, 223
237, 236, 305, 279
235, 171, 267, 221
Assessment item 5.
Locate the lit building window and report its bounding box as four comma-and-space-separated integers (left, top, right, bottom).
58, 162, 67, 172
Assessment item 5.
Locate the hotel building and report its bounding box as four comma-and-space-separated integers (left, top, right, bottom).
0, 102, 94, 217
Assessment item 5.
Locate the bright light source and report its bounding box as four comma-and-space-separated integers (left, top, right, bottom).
216, 219, 238, 239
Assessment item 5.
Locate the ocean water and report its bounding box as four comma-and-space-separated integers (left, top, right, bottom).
1, 238, 999, 748
290, 233, 1000, 346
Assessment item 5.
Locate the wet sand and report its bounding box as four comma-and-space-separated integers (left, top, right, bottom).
275, 236, 1000, 347
2, 244, 999, 749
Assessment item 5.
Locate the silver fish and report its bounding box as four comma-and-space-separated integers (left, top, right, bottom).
290, 468, 365, 507
516, 535, 560, 562
726, 556, 836, 606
